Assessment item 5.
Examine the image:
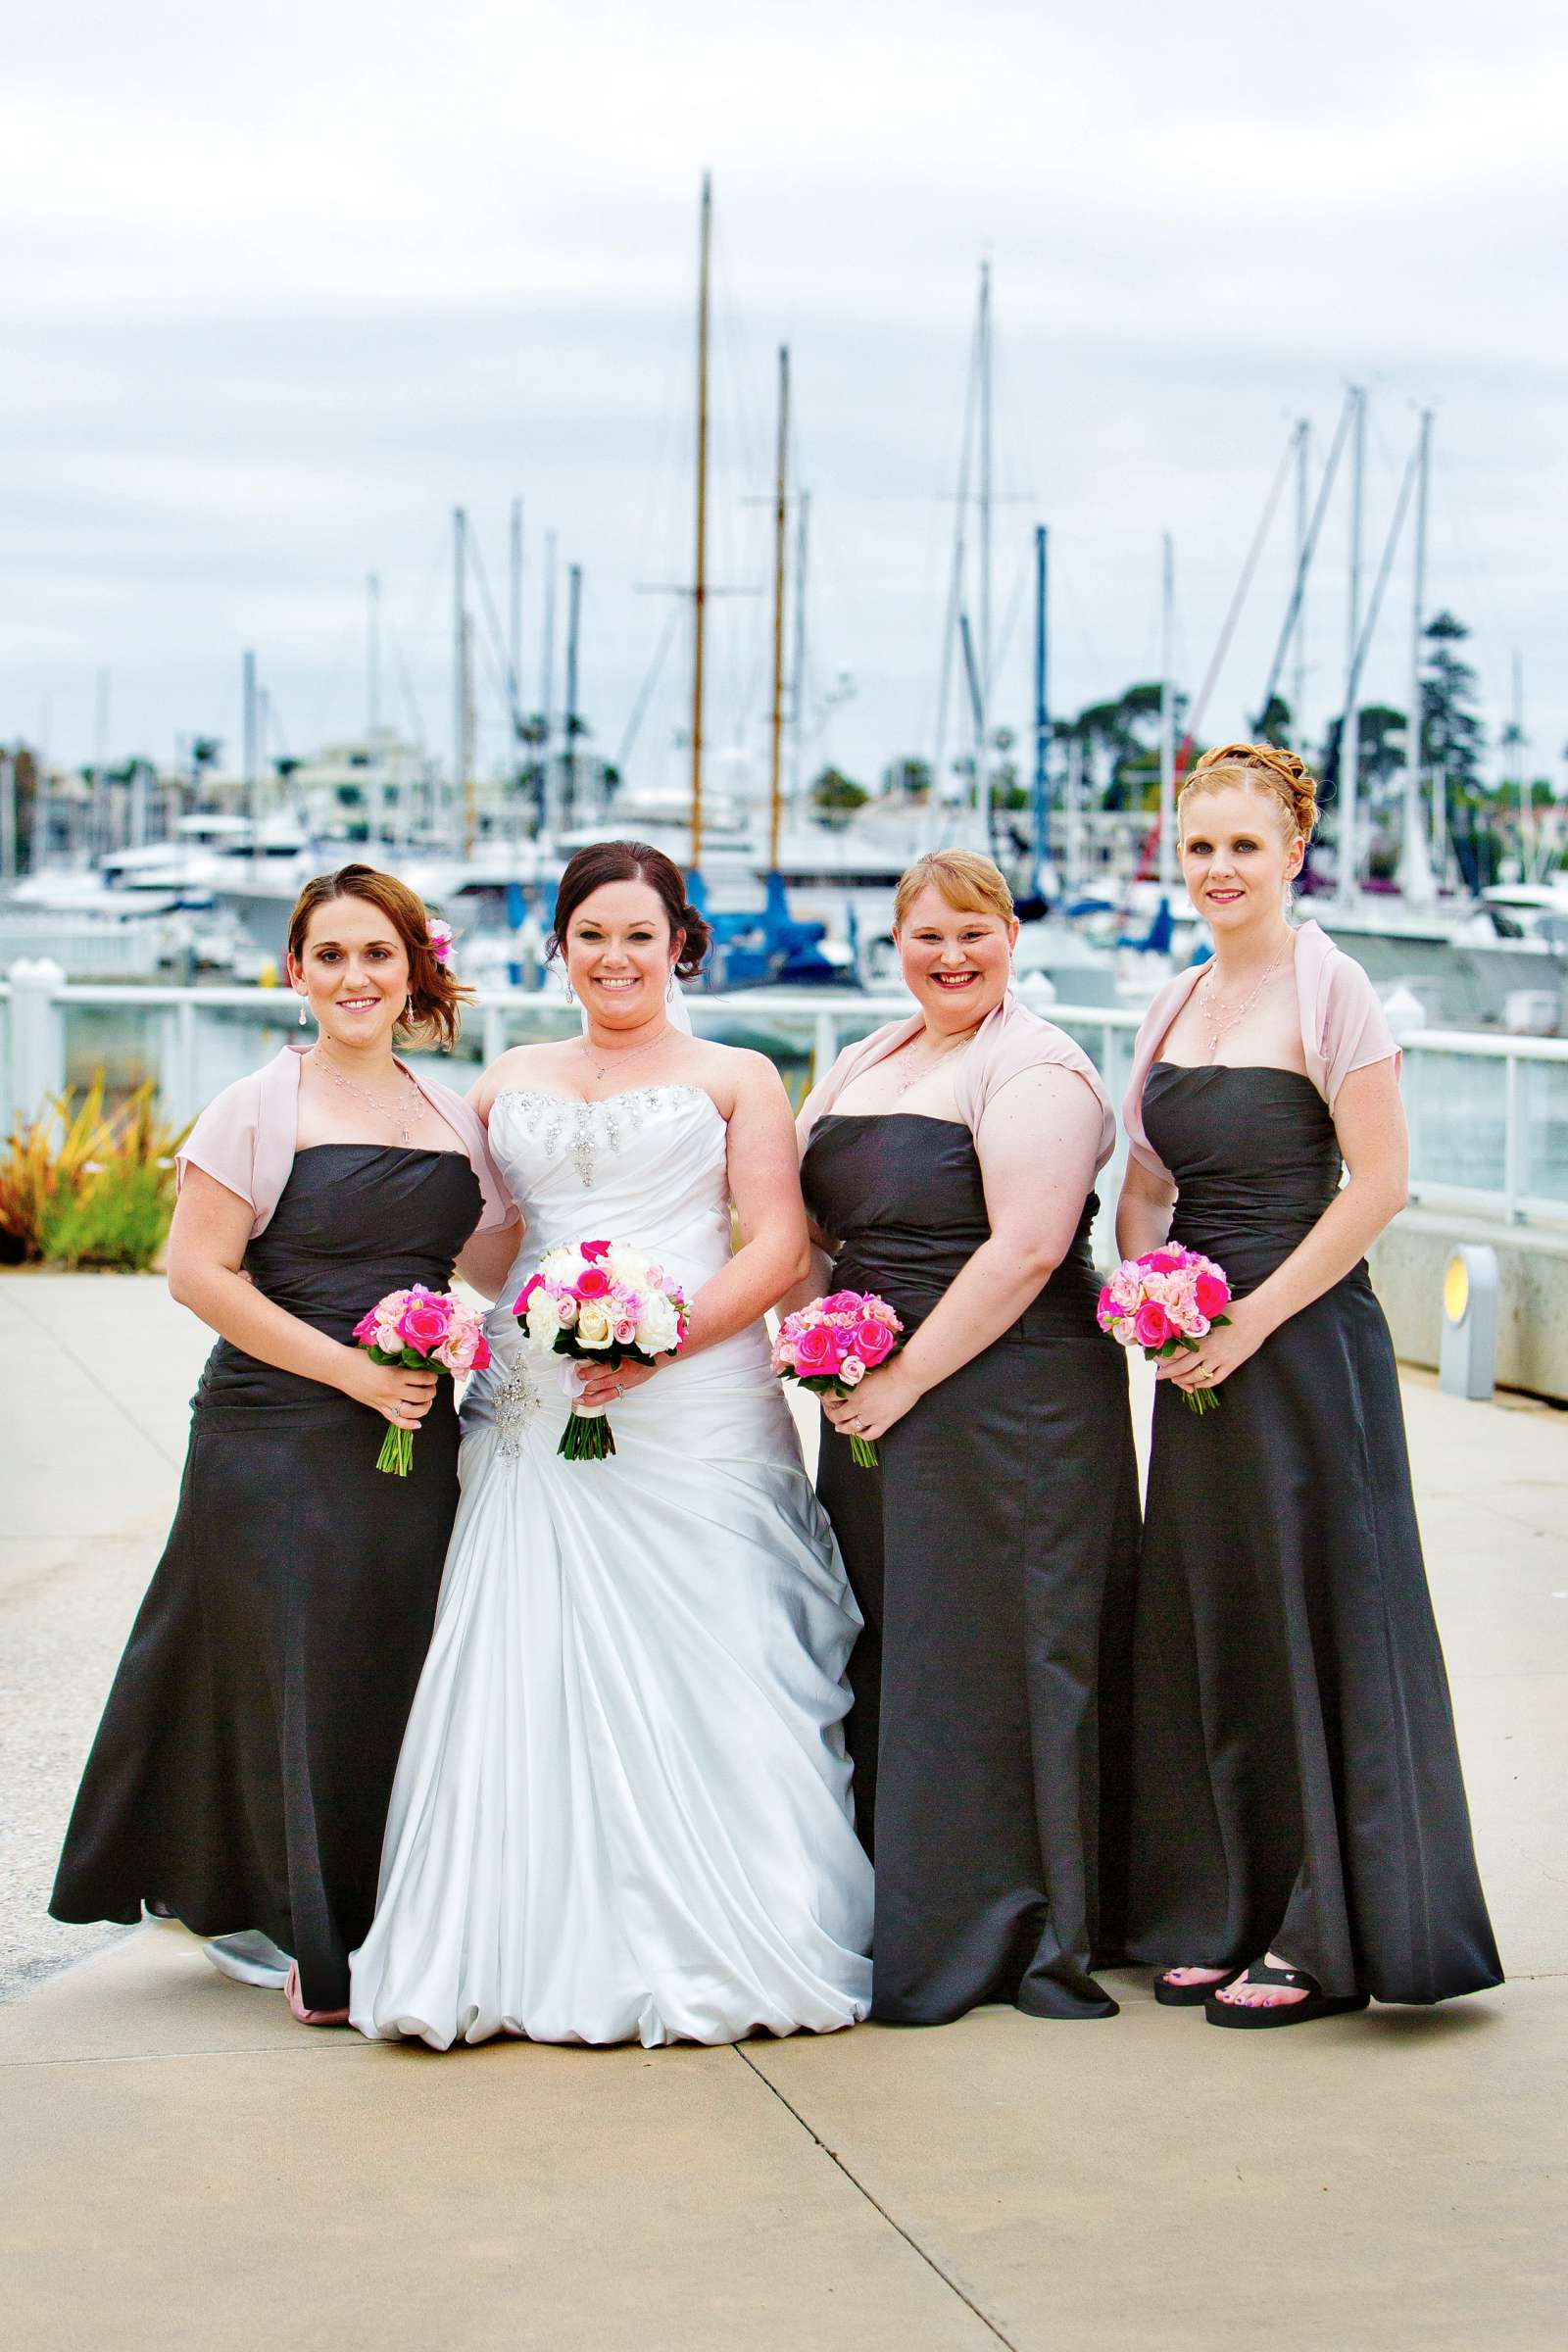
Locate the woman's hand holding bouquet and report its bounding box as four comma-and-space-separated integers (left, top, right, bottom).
771, 1290, 906, 1468
1097, 1247, 1234, 1414
351, 1285, 492, 1474
514, 1239, 689, 1461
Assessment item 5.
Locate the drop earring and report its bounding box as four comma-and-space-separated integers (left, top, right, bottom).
666, 970, 677, 1003
297, 995, 309, 1027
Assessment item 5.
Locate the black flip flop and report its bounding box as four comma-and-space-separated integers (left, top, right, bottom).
1154, 1965, 1245, 2008
1204, 1961, 1370, 2029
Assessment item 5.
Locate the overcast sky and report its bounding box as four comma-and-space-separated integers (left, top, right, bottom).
5, 1, 1566, 800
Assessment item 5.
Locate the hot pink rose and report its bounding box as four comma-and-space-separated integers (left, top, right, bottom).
1143, 1250, 1184, 1276
351, 1309, 378, 1344
1195, 1272, 1230, 1318
853, 1317, 895, 1367
581, 1240, 612, 1262
1134, 1300, 1173, 1349
398, 1298, 454, 1353
819, 1291, 861, 1316
513, 1273, 545, 1317
794, 1323, 839, 1373
575, 1266, 611, 1299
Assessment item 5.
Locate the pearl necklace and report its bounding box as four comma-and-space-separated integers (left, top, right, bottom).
1200, 945, 1288, 1062
312, 1047, 426, 1148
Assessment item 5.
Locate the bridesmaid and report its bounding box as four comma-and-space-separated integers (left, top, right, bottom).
50, 864, 515, 2023
1118, 742, 1501, 2027
798, 850, 1140, 2024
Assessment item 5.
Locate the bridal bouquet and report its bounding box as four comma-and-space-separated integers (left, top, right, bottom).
771, 1290, 906, 1468
514, 1238, 690, 1462
1097, 1247, 1233, 1415
352, 1285, 492, 1474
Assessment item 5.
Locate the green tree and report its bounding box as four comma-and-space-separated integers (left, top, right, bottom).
811, 766, 869, 825
1421, 612, 1485, 789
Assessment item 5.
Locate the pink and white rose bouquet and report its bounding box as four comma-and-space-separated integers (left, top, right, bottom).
770, 1289, 906, 1468
1097, 1246, 1233, 1414
514, 1237, 690, 1462
351, 1284, 492, 1475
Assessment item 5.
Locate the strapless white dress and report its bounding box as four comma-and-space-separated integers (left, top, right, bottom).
349, 1082, 873, 2047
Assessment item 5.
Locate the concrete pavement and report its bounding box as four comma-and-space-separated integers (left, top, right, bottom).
3, 1273, 1565, 2349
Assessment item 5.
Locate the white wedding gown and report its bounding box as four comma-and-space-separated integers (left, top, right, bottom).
350, 1081, 873, 2048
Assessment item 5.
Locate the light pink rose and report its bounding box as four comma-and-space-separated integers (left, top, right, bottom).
556, 1294, 578, 1326
839, 1355, 866, 1387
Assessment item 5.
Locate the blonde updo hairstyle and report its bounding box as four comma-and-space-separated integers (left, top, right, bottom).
1178, 741, 1320, 847
893, 848, 1016, 930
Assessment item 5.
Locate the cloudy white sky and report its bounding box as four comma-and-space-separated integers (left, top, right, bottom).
5, 0, 1566, 798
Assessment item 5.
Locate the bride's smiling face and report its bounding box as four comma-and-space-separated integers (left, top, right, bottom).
564, 879, 683, 1026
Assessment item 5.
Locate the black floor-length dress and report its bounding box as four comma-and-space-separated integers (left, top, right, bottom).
1125, 1063, 1502, 2004
51, 1146, 481, 2012
803, 1113, 1141, 2024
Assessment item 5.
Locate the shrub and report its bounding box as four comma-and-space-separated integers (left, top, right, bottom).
0, 1077, 188, 1271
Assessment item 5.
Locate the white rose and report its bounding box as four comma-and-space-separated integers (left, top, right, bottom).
575, 1300, 612, 1348
636, 1297, 678, 1354
525, 1292, 561, 1349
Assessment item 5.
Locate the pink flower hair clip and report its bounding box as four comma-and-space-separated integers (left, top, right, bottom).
427, 918, 454, 965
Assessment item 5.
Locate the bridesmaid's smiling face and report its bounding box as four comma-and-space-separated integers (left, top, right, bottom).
1178, 782, 1303, 937
289, 894, 412, 1051
895, 885, 1017, 1035
564, 879, 683, 1028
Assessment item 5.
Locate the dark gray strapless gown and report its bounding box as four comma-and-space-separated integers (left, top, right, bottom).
802, 1113, 1141, 2024
50, 1145, 481, 2011
1125, 1063, 1502, 2004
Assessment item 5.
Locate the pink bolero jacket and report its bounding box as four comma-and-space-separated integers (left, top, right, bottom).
1122, 919, 1401, 1183
174, 1045, 514, 1240
799, 987, 1116, 1171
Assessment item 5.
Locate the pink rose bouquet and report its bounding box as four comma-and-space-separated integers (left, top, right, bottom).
770, 1289, 906, 1468
351, 1284, 492, 1475
1096, 1246, 1233, 1415
514, 1237, 690, 1462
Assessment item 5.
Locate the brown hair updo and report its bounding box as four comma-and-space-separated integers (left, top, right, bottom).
1179, 741, 1320, 844
286, 863, 474, 1052
548, 841, 712, 980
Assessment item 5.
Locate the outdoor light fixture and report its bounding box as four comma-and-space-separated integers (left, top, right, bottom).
1439, 1246, 1498, 1402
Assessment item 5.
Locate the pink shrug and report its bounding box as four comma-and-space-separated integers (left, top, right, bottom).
1122, 919, 1400, 1183
799, 987, 1116, 1170
174, 1045, 514, 1239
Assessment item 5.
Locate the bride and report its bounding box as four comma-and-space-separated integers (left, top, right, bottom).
350, 842, 873, 2048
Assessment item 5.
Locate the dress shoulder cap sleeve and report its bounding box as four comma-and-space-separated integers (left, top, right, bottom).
1297, 922, 1401, 1104
174, 1068, 267, 1214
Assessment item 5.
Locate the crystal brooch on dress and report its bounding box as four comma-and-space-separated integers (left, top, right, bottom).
493, 1355, 542, 1459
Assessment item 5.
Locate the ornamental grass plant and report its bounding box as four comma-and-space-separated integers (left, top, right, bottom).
0, 1076, 188, 1271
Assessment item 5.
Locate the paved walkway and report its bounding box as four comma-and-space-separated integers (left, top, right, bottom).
3, 1273, 1565, 2349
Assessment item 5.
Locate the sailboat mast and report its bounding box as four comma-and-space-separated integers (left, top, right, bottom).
1158, 533, 1176, 891
452, 507, 467, 850
1337, 388, 1365, 909
768, 344, 790, 873
789, 487, 810, 822
976, 261, 992, 831
1400, 410, 1435, 905
1292, 417, 1309, 742
1031, 524, 1049, 894
690, 172, 712, 876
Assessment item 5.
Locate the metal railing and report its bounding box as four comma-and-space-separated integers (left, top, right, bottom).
2, 968, 1565, 1229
